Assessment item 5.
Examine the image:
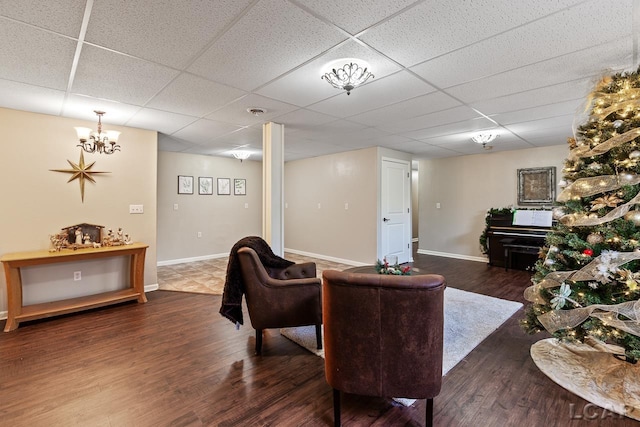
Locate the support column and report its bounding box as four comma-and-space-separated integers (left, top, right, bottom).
262, 122, 285, 256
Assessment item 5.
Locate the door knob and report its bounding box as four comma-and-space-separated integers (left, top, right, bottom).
383, 217, 390, 222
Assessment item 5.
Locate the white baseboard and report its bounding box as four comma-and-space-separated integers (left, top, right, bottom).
412, 237, 419, 243
0, 310, 6, 321
145, 283, 159, 292
157, 252, 228, 266
284, 248, 368, 267
417, 249, 488, 263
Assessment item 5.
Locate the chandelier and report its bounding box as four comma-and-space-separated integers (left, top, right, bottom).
75, 110, 121, 155
322, 62, 374, 95
471, 131, 498, 149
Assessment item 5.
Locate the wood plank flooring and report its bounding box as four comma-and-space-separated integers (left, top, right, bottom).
1, 253, 638, 426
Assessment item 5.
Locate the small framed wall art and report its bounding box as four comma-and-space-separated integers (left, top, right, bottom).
517, 167, 556, 206
234, 179, 246, 195
217, 178, 231, 195
198, 177, 213, 195
178, 175, 193, 194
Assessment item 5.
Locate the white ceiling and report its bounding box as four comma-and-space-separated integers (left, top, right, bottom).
0, 0, 638, 161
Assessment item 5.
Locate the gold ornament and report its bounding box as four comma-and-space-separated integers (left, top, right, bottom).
624, 210, 640, 226
586, 233, 604, 245
590, 194, 624, 211
50, 151, 110, 202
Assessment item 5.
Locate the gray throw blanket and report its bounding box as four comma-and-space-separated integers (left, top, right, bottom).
219, 236, 293, 326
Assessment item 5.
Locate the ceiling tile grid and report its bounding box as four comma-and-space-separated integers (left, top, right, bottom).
0, 0, 638, 161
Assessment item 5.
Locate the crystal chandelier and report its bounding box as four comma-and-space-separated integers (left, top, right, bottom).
75, 110, 121, 154
322, 62, 374, 95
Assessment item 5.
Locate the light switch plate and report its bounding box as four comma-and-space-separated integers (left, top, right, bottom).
129, 204, 144, 214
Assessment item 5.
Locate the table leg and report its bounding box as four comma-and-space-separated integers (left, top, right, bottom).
131, 249, 147, 303
3, 264, 22, 332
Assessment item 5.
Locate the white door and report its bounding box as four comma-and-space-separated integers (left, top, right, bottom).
381, 159, 411, 264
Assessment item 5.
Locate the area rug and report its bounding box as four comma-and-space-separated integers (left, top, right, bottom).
281, 287, 523, 406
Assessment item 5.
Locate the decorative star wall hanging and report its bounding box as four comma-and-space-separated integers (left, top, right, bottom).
50, 151, 110, 202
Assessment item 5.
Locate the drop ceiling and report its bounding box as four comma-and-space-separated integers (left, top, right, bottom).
0, 0, 637, 161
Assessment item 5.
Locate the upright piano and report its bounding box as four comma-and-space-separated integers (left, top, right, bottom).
486, 211, 553, 271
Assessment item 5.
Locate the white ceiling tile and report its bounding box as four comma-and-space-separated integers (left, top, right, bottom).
295, 0, 420, 34
158, 134, 193, 152
505, 116, 574, 141
0, 20, 75, 90
309, 71, 435, 117
490, 102, 581, 126
206, 94, 297, 126
0, 80, 65, 116
72, 45, 179, 105
271, 109, 337, 131
212, 127, 262, 149
256, 39, 402, 107
360, 0, 585, 67
446, 38, 634, 104
188, 0, 346, 91
147, 73, 246, 117
126, 108, 197, 134
172, 118, 243, 145
0, 0, 85, 38
85, 0, 254, 68
402, 117, 497, 140
469, 78, 593, 115
62, 94, 141, 125
410, 1, 633, 88
349, 91, 461, 127
379, 105, 483, 134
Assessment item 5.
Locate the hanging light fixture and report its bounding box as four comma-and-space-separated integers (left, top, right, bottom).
322, 62, 374, 95
232, 150, 251, 162
472, 131, 498, 150
75, 110, 121, 155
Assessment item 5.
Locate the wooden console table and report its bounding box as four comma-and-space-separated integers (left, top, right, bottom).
1, 242, 148, 332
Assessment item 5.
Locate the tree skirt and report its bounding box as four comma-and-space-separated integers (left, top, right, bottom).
531, 338, 640, 420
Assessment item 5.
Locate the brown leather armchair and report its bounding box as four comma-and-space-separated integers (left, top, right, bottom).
237, 247, 322, 355
322, 270, 446, 427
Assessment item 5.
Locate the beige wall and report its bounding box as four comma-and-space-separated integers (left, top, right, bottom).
284, 147, 378, 264
418, 144, 567, 260
157, 151, 262, 263
0, 107, 157, 314
284, 146, 412, 264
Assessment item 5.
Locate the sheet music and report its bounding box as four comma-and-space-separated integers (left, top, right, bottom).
512, 210, 552, 227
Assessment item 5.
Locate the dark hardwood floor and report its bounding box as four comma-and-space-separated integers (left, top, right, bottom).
1, 252, 637, 426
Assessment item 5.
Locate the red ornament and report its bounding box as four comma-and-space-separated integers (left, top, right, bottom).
583, 249, 594, 256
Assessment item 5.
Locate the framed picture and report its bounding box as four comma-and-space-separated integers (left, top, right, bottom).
178, 175, 193, 194
517, 167, 556, 205
217, 178, 231, 195
198, 177, 213, 195
234, 179, 246, 195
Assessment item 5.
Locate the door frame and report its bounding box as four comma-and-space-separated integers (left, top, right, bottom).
377, 156, 412, 263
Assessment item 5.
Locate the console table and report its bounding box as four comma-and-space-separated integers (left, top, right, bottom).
1, 242, 148, 332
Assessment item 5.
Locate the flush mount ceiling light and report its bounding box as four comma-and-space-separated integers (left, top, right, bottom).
75, 110, 121, 154
232, 150, 251, 162
322, 61, 374, 95
472, 131, 499, 150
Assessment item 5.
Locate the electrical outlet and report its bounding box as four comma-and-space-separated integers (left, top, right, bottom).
197, 231, 202, 238
74, 271, 81, 281
345, 202, 349, 210
173, 203, 178, 210
129, 204, 144, 214
244, 203, 249, 209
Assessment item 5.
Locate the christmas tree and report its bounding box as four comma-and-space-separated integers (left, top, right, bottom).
522, 67, 640, 362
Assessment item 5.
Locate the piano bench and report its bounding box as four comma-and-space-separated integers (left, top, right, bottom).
503, 244, 540, 271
